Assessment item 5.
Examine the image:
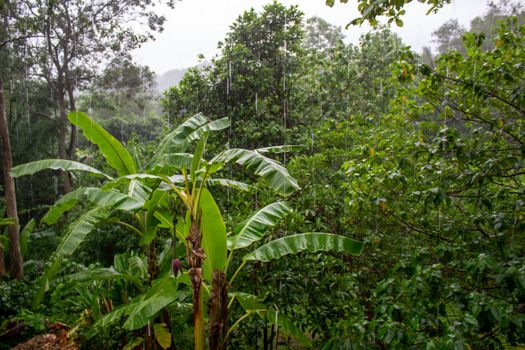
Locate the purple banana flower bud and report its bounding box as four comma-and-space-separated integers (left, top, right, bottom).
172, 258, 183, 277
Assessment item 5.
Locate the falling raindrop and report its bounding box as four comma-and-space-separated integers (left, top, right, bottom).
167, 91, 171, 130
53, 175, 58, 197
88, 91, 93, 115
226, 61, 232, 96
282, 13, 288, 164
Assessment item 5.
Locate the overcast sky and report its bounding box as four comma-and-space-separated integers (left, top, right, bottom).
132, 0, 489, 75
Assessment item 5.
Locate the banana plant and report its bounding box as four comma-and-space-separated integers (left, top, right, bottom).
12, 111, 364, 348
10, 111, 306, 347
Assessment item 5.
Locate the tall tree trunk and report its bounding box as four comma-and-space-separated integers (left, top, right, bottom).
57, 90, 71, 193
0, 78, 23, 279
66, 80, 76, 158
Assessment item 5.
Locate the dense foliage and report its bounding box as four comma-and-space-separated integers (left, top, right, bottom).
1, 1, 524, 349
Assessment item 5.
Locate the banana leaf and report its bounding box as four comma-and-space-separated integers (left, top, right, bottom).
243, 233, 363, 262
11, 159, 110, 178
228, 202, 291, 250
68, 111, 136, 176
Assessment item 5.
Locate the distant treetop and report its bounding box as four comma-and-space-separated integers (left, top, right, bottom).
325, 0, 451, 27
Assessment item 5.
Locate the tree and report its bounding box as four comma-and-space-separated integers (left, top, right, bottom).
303, 16, 344, 53
0, 79, 23, 279
17, 0, 173, 192
163, 2, 308, 150
432, 19, 466, 55
0, 0, 30, 279
79, 54, 162, 143
12, 111, 364, 349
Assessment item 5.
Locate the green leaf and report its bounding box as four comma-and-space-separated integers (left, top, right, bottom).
89, 189, 144, 211
42, 187, 143, 225
66, 267, 144, 290
148, 113, 209, 166
228, 202, 291, 250
207, 178, 251, 191
144, 189, 169, 228
41, 188, 84, 225
68, 111, 136, 176
128, 179, 150, 202
20, 219, 35, 257
243, 233, 364, 262
56, 207, 110, 256
255, 145, 302, 154
163, 153, 193, 169
102, 174, 164, 191
191, 138, 206, 185
210, 149, 300, 196
231, 292, 265, 310
122, 337, 144, 350
123, 275, 179, 330
153, 323, 172, 350
33, 207, 110, 307
90, 302, 138, 337
10, 159, 109, 179
187, 117, 230, 142
199, 188, 227, 280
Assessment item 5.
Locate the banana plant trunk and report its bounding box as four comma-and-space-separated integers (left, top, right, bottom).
208, 270, 228, 350
188, 214, 205, 350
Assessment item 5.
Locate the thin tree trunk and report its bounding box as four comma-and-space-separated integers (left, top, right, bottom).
0, 78, 23, 279
57, 90, 71, 193
66, 81, 76, 158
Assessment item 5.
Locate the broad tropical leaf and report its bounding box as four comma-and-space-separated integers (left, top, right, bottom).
123, 275, 179, 330
187, 117, 230, 142
207, 178, 251, 191
255, 145, 302, 154
163, 153, 193, 169
210, 149, 300, 196
68, 111, 136, 176
128, 179, 150, 202
200, 188, 227, 280
153, 323, 172, 350
144, 189, 169, 228
191, 138, 206, 184
67, 267, 144, 290
56, 207, 111, 257
243, 233, 364, 262
41, 188, 85, 225
102, 173, 164, 191
228, 202, 291, 250
90, 302, 138, 337
85, 188, 145, 211
20, 219, 36, 257
148, 113, 209, 166
41, 187, 143, 225
10, 159, 109, 178
33, 207, 110, 307
123, 338, 144, 350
